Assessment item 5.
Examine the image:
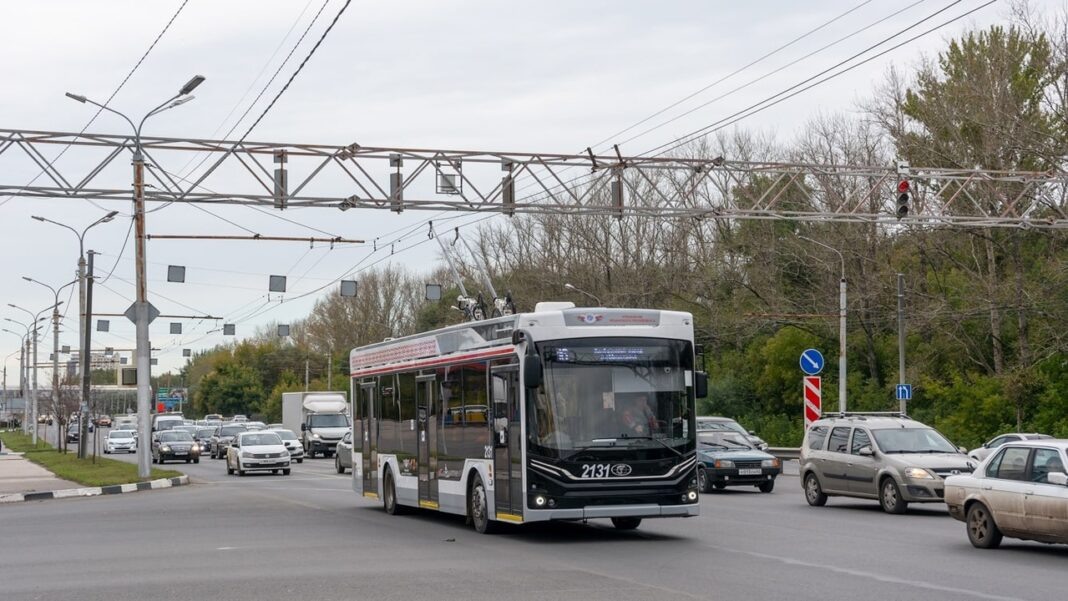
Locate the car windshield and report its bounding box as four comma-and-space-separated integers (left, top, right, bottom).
309, 414, 349, 428
159, 431, 193, 442
109, 431, 134, 439
274, 430, 298, 441
219, 425, 246, 437
698, 431, 754, 450
528, 337, 694, 459
872, 428, 957, 453
242, 433, 282, 446
195, 428, 215, 438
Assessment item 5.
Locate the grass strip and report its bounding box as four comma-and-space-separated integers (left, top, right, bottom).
1, 430, 182, 487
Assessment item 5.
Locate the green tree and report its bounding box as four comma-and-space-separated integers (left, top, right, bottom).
193, 359, 266, 417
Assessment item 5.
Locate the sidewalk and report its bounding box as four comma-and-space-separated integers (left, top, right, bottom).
0, 451, 80, 496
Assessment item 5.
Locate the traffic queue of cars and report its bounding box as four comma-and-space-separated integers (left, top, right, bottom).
797, 412, 1067, 550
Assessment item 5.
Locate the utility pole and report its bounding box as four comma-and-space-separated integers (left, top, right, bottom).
82, 252, 95, 460
305, 359, 310, 392
897, 274, 906, 415
23, 337, 29, 433
31, 319, 38, 445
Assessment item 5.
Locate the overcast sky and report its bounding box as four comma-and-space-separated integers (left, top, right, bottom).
0, 0, 1008, 380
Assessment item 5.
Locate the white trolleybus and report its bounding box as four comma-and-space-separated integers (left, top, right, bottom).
348, 302, 706, 533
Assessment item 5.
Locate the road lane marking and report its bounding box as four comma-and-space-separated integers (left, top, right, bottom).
709, 545, 1028, 601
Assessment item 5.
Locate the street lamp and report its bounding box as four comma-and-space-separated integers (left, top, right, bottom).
66, 74, 204, 479
797, 235, 847, 413
2, 328, 31, 432
32, 212, 117, 456
564, 283, 604, 307
6, 307, 55, 444
24, 276, 78, 453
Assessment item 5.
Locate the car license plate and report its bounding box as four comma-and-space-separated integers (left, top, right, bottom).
738, 468, 762, 476
175, 452, 188, 456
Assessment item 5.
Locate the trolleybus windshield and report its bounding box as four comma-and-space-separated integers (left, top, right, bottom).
530, 337, 694, 458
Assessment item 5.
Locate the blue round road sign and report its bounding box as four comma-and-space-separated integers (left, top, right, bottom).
800, 348, 825, 375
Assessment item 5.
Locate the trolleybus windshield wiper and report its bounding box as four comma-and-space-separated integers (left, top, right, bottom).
617, 434, 683, 457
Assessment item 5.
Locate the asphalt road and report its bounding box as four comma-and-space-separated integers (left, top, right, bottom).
1, 448, 1065, 601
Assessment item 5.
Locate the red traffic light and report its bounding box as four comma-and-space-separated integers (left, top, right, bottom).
897, 179, 910, 193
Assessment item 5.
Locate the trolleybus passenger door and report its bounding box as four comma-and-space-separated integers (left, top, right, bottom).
360, 382, 378, 498
490, 364, 521, 518
416, 375, 439, 507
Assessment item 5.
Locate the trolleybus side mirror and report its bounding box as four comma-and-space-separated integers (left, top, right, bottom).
523, 355, 543, 389
695, 371, 709, 399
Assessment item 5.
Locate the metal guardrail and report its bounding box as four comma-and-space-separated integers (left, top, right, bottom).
769, 447, 801, 461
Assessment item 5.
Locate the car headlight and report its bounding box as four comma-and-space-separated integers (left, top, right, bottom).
904, 467, 934, 480
714, 459, 734, 468
161, 445, 171, 452
241, 451, 254, 458
762, 458, 780, 468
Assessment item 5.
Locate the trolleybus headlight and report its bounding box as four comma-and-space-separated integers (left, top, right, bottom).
534, 495, 547, 507
684, 489, 698, 502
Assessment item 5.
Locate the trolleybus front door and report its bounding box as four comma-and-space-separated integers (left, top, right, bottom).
416, 375, 438, 508
360, 382, 378, 498
490, 364, 521, 520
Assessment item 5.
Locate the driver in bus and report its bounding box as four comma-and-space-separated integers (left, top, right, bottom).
621, 394, 659, 436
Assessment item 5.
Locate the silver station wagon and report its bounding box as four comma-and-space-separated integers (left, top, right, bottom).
800, 413, 975, 514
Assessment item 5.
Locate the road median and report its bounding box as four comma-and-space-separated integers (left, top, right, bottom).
0, 430, 182, 488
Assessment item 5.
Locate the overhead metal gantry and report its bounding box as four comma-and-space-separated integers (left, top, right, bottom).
2, 127, 1067, 229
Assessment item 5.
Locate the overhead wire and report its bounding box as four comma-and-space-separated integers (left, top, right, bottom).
0, 0, 190, 210
512, 0, 903, 199
521, 0, 984, 205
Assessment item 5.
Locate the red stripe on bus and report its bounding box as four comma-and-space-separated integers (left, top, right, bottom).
350, 346, 516, 378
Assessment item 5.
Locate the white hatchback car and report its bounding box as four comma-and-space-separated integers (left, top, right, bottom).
945, 440, 1068, 548
104, 429, 137, 454
226, 431, 292, 476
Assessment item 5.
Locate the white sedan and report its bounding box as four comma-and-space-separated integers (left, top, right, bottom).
226, 431, 292, 476
104, 429, 137, 454
945, 440, 1068, 548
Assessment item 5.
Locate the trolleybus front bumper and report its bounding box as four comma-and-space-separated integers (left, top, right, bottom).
521, 502, 699, 522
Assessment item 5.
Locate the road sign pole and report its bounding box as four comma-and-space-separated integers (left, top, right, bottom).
804, 376, 822, 430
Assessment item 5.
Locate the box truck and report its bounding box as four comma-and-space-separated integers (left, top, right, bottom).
281, 391, 349, 458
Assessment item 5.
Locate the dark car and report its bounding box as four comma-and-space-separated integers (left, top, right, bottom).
210, 424, 248, 459
697, 430, 781, 493
335, 430, 353, 474
152, 430, 200, 464
192, 427, 216, 456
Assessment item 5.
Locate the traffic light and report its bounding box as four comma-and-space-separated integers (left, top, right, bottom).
896, 179, 910, 219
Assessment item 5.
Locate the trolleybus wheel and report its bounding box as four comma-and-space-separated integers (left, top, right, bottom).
469, 474, 498, 534
383, 468, 404, 515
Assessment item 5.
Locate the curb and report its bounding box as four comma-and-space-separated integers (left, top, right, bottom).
0, 475, 190, 504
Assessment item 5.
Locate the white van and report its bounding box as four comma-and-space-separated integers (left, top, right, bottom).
152, 413, 185, 433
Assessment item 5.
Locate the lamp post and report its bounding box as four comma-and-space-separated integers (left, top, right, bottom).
564, 283, 604, 307
2, 349, 21, 425
6, 309, 54, 444
66, 74, 204, 479
23, 277, 77, 451
31, 215, 116, 456
2, 330, 29, 431
797, 235, 847, 413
